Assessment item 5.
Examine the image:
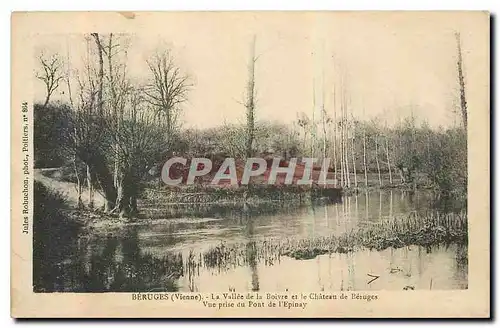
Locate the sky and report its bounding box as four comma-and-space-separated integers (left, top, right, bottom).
31, 11, 489, 129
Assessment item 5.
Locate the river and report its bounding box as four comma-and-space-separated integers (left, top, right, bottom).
33, 189, 468, 292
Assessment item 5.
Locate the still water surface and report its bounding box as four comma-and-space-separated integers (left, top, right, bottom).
34, 190, 468, 292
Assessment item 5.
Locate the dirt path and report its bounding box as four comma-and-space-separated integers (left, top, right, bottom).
34, 168, 106, 208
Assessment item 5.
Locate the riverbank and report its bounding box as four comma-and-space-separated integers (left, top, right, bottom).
35, 167, 343, 221
143, 184, 342, 206
35, 166, 465, 229
196, 210, 467, 271
33, 175, 468, 292
37, 166, 452, 211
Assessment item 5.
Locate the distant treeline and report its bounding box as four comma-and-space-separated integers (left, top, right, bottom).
162, 117, 466, 196
36, 102, 466, 199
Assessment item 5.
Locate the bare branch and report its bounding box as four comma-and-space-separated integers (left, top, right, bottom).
144, 48, 192, 134
36, 52, 64, 108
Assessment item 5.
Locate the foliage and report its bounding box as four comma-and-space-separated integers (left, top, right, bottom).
34, 103, 73, 167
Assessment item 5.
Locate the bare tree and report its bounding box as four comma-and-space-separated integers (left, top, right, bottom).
35, 34, 190, 219
112, 88, 168, 217
144, 48, 191, 137
310, 79, 317, 158
338, 103, 345, 187
455, 32, 468, 130
100, 33, 131, 189
245, 35, 257, 159
319, 65, 331, 164
75, 32, 107, 209
348, 90, 358, 189
385, 131, 393, 185
36, 52, 64, 108
340, 75, 350, 188
72, 69, 97, 209
362, 107, 368, 187
374, 133, 382, 187
332, 84, 338, 183
350, 117, 358, 188
68, 34, 127, 213
321, 106, 330, 161
91, 33, 105, 117
62, 48, 84, 207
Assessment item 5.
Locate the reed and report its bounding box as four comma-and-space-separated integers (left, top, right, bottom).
184, 211, 467, 273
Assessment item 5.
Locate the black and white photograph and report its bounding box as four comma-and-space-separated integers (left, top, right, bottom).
10, 10, 490, 318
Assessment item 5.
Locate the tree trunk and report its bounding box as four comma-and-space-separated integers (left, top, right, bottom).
92, 33, 105, 116
332, 87, 338, 183
351, 133, 357, 188
115, 173, 139, 218
389, 190, 393, 219
88, 154, 117, 212
322, 108, 327, 162
364, 190, 369, 220
106, 34, 121, 189
311, 83, 316, 159
345, 140, 350, 189
455, 32, 468, 130
86, 164, 94, 209
115, 182, 130, 218
399, 167, 406, 184
385, 136, 393, 185
321, 67, 327, 162
378, 189, 382, 219
42, 93, 50, 109
74, 156, 83, 209
65, 47, 74, 107
363, 127, 368, 188
339, 77, 350, 189
245, 35, 256, 159
344, 132, 350, 188
339, 120, 344, 187
343, 108, 350, 188
375, 136, 382, 187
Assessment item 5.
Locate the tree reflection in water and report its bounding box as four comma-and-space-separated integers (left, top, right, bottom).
33, 189, 467, 293
242, 202, 260, 292
35, 226, 183, 292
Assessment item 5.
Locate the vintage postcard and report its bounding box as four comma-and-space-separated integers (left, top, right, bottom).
11, 11, 490, 318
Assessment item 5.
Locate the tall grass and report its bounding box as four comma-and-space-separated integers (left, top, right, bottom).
357, 211, 467, 251
182, 211, 467, 274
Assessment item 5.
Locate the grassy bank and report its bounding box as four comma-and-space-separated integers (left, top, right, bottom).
142, 184, 342, 205
140, 200, 328, 220
33, 181, 184, 292
188, 211, 467, 272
